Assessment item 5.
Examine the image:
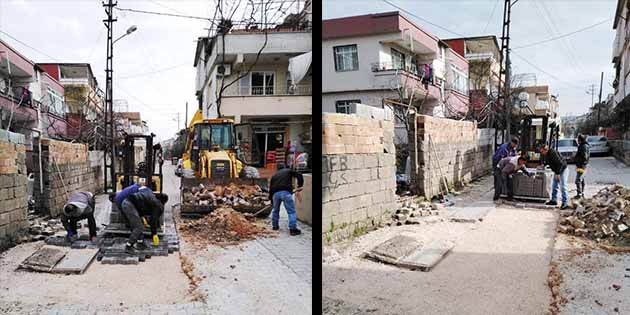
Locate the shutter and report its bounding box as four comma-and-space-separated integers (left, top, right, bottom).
239, 72, 250, 95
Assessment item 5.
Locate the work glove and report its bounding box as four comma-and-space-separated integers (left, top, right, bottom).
142, 217, 150, 228
152, 234, 160, 246
576, 168, 585, 174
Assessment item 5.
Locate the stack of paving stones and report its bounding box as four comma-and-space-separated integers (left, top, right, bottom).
33, 138, 101, 217
322, 106, 397, 242
407, 115, 495, 198
388, 201, 442, 226
0, 130, 29, 249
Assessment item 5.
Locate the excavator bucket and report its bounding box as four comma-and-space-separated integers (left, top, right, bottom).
179, 177, 271, 217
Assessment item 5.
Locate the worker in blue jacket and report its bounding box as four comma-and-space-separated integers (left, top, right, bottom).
492, 137, 519, 200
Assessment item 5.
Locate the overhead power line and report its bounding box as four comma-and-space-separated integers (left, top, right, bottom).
115, 7, 283, 26
117, 63, 188, 79
381, 0, 466, 37
511, 52, 586, 91
482, 0, 501, 34
0, 29, 60, 61
513, 17, 612, 49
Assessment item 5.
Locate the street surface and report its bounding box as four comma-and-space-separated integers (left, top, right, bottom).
322, 156, 630, 315
0, 164, 312, 314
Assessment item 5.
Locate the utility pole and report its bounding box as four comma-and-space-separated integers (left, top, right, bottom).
497, 0, 519, 142
597, 71, 603, 127
185, 102, 188, 129
103, 0, 117, 192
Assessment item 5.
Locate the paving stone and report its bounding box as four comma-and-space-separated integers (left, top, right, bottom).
365, 235, 421, 265
52, 248, 98, 274
397, 239, 455, 271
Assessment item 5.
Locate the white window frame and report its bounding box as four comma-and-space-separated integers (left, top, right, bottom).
450, 66, 468, 95
335, 99, 360, 114
47, 87, 65, 116
333, 44, 359, 72
250, 71, 275, 95
391, 48, 406, 70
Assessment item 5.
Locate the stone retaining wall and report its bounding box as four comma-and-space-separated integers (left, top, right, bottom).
610, 139, 630, 166
322, 105, 396, 242
408, 115, 495, 198
33, 138, 104, 217
0, 130, 28, 249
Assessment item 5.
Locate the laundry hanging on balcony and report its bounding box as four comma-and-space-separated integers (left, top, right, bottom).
288, 51, 312, 86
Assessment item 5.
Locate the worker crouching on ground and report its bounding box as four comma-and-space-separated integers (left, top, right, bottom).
61, 191, 97, 243
540, 144, 569, 209
492, 137, 519, 201
269, 165, 304, 236
497, 156, 533, 201
574, 134, 590, 199
121, 181, 168, 254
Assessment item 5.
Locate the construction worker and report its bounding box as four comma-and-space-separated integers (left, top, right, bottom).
122, 181, 168, 253
497, 156, 534, 201
269, 165, 304, 236
492, 137, 519, 200
574, 134, 590, 199
540, 144, 569, 209
61, 191, 97, 243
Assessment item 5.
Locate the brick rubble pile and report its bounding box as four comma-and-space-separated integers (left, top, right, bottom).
181, 183, 270, 213
557, 184, 630, 246
388, 201, 441, 226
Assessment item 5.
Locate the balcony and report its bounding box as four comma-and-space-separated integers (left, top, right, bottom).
465, 52, 496, 62
370, 61, 441, 100
222, 83, 312, 97
613, 31, 623, 61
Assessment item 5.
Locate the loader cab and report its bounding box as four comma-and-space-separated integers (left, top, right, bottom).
189, 120, 234, 171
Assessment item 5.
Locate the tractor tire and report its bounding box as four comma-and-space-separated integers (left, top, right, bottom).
239, 166, 260, 179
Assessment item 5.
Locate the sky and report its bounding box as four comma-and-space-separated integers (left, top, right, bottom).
0, 0, 219, 142
323, 0, 617, 117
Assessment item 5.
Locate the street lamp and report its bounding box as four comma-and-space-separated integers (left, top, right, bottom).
113, 25, 138, 44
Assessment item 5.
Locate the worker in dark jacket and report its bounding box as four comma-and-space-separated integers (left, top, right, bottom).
120, 180, 168, 253
61, 191, 97, 243
492, 137, 519, 200
497, 156, 533, 201
540, 144, 569, 209
574, 134, 590, 199
269, 166, 304, 236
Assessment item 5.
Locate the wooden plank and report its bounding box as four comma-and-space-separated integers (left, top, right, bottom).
52, 248, 99, 274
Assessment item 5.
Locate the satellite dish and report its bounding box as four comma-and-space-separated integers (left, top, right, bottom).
518, 92, 529, 101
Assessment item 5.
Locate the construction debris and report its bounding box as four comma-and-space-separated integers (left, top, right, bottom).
181, 183, 271, 215
388, 201, 440, 226
557, 184, 630, 246
177, 207, 273, 247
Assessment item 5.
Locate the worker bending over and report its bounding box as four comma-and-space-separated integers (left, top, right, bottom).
492, 137, 519, 201
497, 156, 533, 201
61, 191, 97, 243
121, 182, 168, 253
269, 166, 304, 236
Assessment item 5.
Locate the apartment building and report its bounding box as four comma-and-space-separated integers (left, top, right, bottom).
193, 13, 312, 166
38, 63, 104, 139
322, 11, 470, 120
511, 85, 559, 119
443, 36, 501, 117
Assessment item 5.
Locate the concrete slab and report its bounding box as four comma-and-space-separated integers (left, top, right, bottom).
51, 248, 99, 274
448, 205, 493, 223
397, 239, 454, 271
365, 235, 421, 264
19, 246, 68, 272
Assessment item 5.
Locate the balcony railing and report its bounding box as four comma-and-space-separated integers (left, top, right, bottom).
223, 83, 312, 97
465, 52, 495, 61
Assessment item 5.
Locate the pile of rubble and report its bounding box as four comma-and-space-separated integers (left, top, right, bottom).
182, 183, 270, 212
557, 184, 630, 246
177, 207, 272, 247
388, 201, 442, 226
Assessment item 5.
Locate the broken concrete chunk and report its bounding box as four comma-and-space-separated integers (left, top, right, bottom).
574, 228, 589, 236
618, 224, 629, 233
558, 225, 574, 234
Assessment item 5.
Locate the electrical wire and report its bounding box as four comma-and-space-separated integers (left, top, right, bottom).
0, 29, 60, 61
117, 63, 188, 80
482, 0, 501, 34
512, 17, 612, 49
381, 0, 466, 37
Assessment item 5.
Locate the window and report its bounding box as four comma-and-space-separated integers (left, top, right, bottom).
250, 72, 274, 95
334, 45, 359, 72
391, 48, 406, 70
47, 87, 65, 116
335, 99, 360, 114
450, 67, 468, 95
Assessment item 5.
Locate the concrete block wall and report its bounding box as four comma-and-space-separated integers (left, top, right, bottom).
33, 138, 103, 217
322, 106, 396, 242
610, 138, 630, 166
408, 114, 495, 198
0, 130, 28, 249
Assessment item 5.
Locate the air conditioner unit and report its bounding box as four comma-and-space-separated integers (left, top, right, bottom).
216, 64, 232, 77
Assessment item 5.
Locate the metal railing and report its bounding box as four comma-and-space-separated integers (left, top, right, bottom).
370, 61, 428, 79
223, 83, 312, 96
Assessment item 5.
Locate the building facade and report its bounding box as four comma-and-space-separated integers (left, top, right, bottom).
37, 63, 104, 140
193, 13, 312, 166
322, 12, 470, 119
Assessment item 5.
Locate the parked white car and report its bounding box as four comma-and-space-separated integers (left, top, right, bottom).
557, 138, 578, 163
587, 136, 612, 155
